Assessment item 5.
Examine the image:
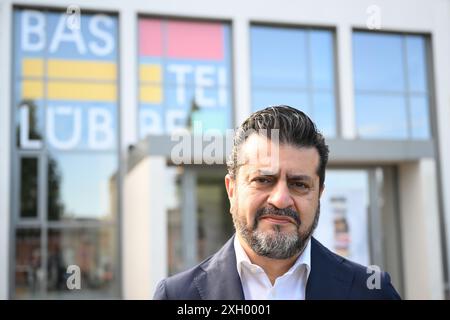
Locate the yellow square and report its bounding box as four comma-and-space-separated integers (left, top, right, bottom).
23, 59, 44, 78
140, 85, 162, 103
22, 80, 44, 99
140, 65, 162, 83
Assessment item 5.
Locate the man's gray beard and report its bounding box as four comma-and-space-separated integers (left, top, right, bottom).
233, 203, 320, 259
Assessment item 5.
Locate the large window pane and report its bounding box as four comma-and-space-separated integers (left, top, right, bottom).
47, 227, 117, 297
251, 25, 336, 137
138, 18, 232, 137
353, 32, 404, 92
14, 10, 119, 153
47, 152, 118, 221
251, 26, 308, 88
353, 31, 431, 140
13, 8, 120, 299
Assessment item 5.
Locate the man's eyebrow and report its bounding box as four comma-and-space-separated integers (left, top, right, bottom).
248, 171, 314, 182
286, 174, 313, 182
248, 169, 279, 176
258, 169, 279, 176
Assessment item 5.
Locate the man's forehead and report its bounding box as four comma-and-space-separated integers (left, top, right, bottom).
241, 155, 320, 177
241, 133, 276, 153
238, 134, 319, 164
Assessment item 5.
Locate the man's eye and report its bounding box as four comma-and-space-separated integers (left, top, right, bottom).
254, 177, 272, 184
291, 182, 309, 189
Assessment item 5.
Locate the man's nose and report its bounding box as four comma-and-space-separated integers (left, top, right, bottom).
267, 180, 294, 209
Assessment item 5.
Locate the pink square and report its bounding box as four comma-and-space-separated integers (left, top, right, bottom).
139, 19, 162, 56
167, 21, 224, 60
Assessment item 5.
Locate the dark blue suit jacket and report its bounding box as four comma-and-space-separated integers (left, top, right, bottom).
153, 236, 401, 300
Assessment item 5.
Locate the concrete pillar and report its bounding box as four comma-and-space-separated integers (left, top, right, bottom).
399, 159, 444, 299
336, 24, 356, 139
123, 156, 167, 299
233, 17, 251, 126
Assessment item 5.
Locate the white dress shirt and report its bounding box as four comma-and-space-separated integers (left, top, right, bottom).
234, 235, 311, 300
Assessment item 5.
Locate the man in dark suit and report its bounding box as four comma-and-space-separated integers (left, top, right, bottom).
154, 105, 401, 300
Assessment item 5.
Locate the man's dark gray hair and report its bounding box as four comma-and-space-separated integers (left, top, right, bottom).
227, 105, 329, 188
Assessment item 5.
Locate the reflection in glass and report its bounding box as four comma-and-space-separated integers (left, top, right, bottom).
47, 227, 117, 297
252, 89, 310, 115
251, 26, 336, 137
310, 30, 334, 90
48, 153, 118, 221
15, 228, 42, 299
406, 36, 427, 93
139, 104, 164, 138
353, 32, 431, 140
313, 92, 336, 137
410, 95, 431, 139
164, 85, 232, 134
355, 94, 408, 139
353, 32, 404, 92
20, 157, 38, 218
251, 26, 308, 88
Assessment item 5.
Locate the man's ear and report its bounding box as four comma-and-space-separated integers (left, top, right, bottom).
225, 174, 235, 200
225, 174, 236, 215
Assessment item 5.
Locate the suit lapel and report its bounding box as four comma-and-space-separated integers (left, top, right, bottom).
194, 236, 245, 300
306, 237, 354, 299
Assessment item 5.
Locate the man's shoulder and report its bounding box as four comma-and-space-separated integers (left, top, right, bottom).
153, 236, 239, 300
346, 259, 401, 299
153, 255, 213, 300
311, 238, 401, 299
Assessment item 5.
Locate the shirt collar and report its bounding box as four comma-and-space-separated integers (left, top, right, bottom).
234, 234, 311, 280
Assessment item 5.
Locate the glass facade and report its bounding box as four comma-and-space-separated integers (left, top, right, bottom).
13, 8, 119, 298
251, 25, 337, 137
138, 18, 233, 137
353, 32, 431, 139
4, 4, 437, 301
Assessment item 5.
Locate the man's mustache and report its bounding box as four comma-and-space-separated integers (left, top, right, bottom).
254, 206, 301, 227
